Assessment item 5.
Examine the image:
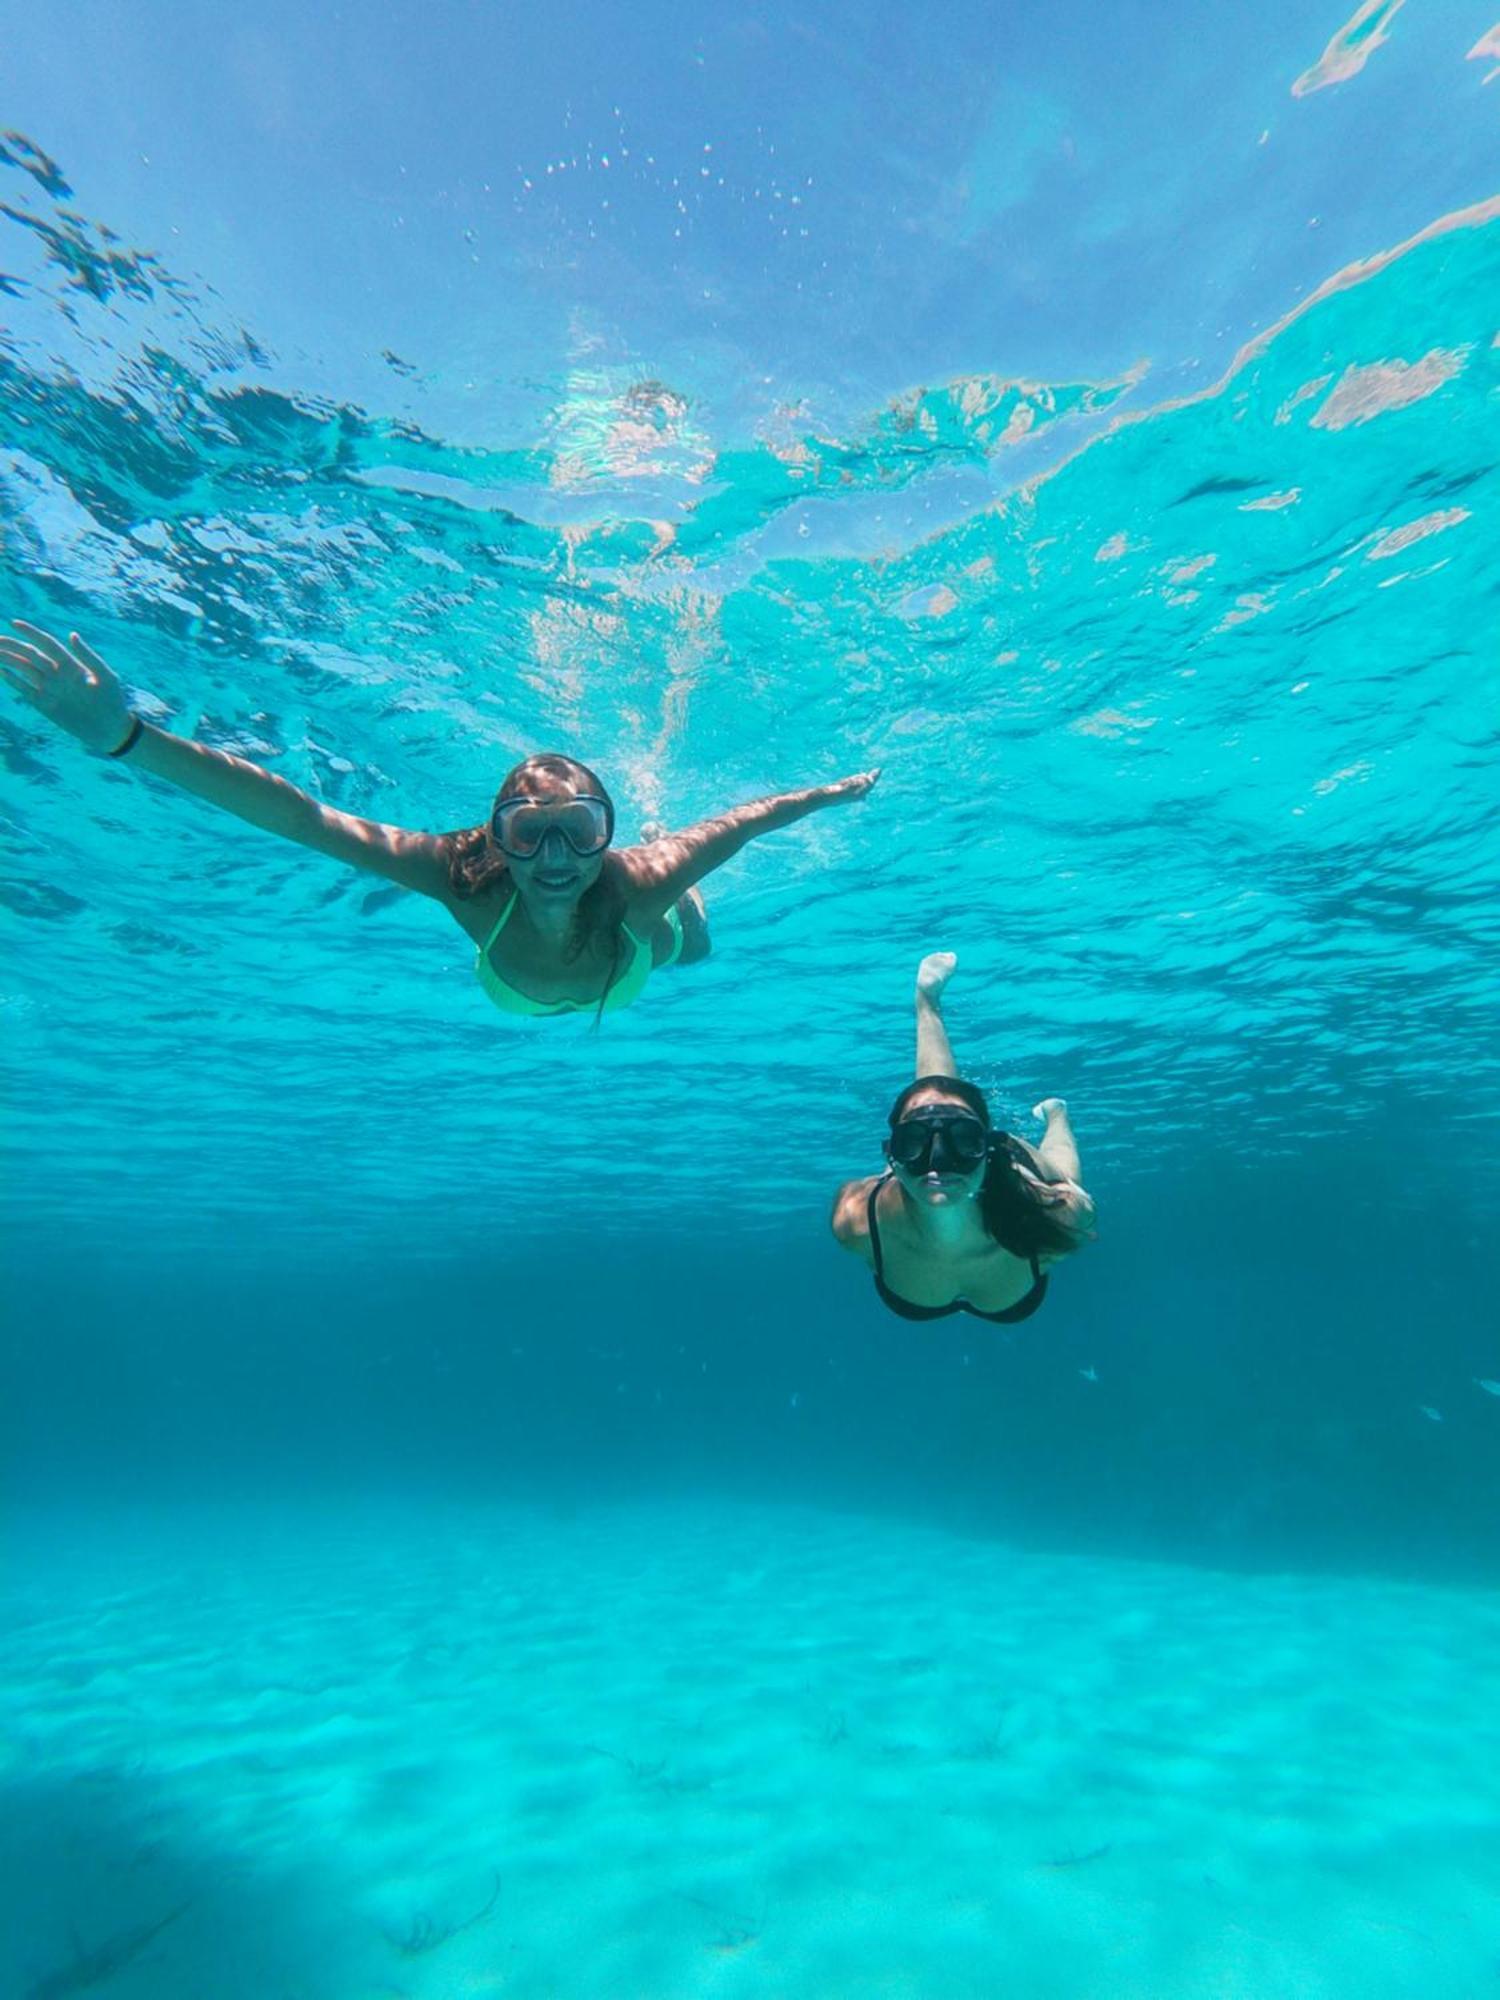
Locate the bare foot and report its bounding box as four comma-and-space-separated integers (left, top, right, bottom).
639, 820, 667, 843
1032, 1096, 1067, 1124
917, 951, 957, 1001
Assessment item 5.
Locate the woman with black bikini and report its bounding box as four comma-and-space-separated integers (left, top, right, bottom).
831, 953, 1095, 1321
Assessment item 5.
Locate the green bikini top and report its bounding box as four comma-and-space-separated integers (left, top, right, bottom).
474, 893, 681, 1016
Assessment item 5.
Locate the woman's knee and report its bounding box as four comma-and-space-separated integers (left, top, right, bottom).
675, 891, 712, 965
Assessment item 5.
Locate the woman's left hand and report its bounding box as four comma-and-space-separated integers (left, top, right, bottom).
819, 768, 881, 805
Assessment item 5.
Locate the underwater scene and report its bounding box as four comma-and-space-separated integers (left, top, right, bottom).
2, 2, 1499, 1994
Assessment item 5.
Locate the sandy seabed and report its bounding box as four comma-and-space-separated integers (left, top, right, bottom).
3, 1496, 1498, 1998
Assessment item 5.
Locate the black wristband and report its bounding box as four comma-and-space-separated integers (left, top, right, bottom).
106, 715, 144, 759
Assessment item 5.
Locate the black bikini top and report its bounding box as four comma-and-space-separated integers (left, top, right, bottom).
866, 1174, 1049, 1324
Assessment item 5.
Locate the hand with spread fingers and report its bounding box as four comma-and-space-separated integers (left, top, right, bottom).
0, 621, 139, 756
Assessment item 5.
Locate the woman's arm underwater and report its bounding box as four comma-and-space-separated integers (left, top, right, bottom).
618, 768, 880, 919
1019, 1167, 1097, 1248
1009, 1155, 1097, 1263
0, 622, 452, 898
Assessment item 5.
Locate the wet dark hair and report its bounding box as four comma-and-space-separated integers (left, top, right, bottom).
886, 1073, 1077, 1259
888, 1074, 991, 1129
444, 753, 626, 1021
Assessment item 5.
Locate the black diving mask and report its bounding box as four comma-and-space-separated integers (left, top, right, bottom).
886, 1110, 990, 1176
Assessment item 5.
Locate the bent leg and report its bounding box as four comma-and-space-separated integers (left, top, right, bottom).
650, 891, 710, 970
642, 818, 710, 968
673, 887, 711, 965
915, 952, 960, 1078
1031, 1096, 1082, 1183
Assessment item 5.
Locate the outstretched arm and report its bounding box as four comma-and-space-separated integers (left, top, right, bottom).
0, 622, 452, 898
619, 768, 879, 917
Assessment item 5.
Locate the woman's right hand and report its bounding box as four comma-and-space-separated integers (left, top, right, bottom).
0, 621, 137, 755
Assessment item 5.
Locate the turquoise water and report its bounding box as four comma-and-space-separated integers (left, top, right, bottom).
3, 13, 1500, 1995
4, 168, 1497, 1254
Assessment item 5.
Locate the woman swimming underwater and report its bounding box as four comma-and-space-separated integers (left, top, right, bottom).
0, 621, 878, 1018
831, 953, 1096, 1319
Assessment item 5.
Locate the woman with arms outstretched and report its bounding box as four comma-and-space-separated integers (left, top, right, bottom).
0, 620, 878, 1019
831, 953, 1095, 1320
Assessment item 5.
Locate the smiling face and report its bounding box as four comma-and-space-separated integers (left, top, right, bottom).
886, 1084, 991, 1207
487, 756, 614, 912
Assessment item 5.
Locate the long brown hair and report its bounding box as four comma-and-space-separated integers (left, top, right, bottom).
445, 753, 628, 1020
886, 1075, 1078, 1259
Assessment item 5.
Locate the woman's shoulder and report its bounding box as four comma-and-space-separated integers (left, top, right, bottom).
446, 870, 515, 944
830, 1174, 881, 1251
